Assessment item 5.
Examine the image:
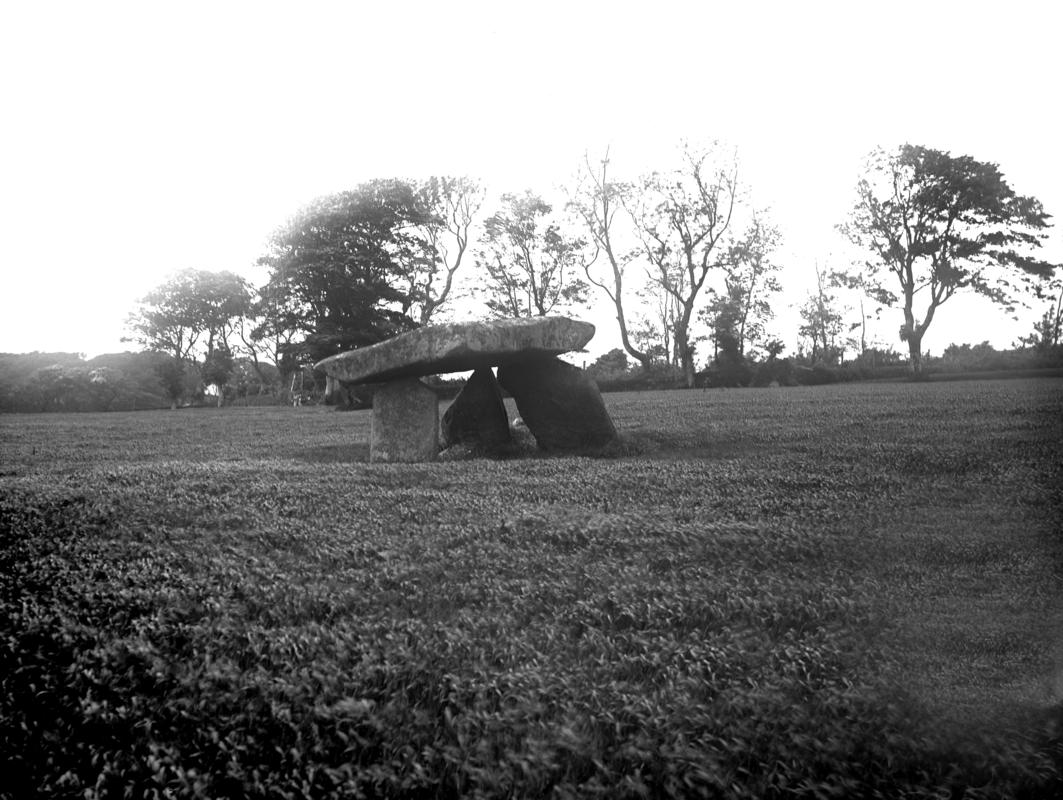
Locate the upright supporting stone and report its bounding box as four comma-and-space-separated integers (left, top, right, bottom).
498, 357, 618, 452
370, 378, 439, 463
441, 367, 511, 452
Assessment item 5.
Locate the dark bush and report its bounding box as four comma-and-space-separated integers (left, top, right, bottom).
751, 358, 797, 387
793, 363, 840, 385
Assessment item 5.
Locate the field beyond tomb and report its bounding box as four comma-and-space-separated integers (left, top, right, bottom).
2, 380, 1062, 798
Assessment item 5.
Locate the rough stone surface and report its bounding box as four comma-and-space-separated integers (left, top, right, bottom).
508, 417, 539, 455
440, 368, 511, 451
370, 378, 439, 463
497, 357, 618, 452
314, 317, 595, 385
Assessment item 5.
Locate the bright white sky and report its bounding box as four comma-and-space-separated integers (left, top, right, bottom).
1, 0, 1060, 361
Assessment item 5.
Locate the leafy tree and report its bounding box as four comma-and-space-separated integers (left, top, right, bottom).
589, 348, 630, 375
25, 364, 84, 411
246, 282, 305, 398
125, 269, 251, 407
195, 271, 252, 354
701, 213, 782, 361
699, 289, 743, 362
194, 272, 251, 403
476, 191, 590, 318
629, 143, 739, 387
256, 181, 429, 365
764, 339, 786, 359
570, 151, 652, 368
152, 355, 196, 409
1017, 279, 1062, 350
709, 329, 751, 387
798, 263, 847, 364
85, 366, 132, 411
126, 270, 210, 364
941, 340, 1005, 372
721, 213, 783, 357
841, 144, 1058, 374
201, 344, 235, 406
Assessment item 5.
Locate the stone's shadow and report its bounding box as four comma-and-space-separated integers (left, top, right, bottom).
619, 430, 752, 461
294, 434, 745, 466
297, 444, 371, 464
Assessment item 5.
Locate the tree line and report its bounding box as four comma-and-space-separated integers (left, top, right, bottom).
8, 141, 1058, 412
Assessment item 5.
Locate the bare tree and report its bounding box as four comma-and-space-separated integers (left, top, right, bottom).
402, 176, 483, 324
569, 150, 651, 369
628, 143, 739, 387
798, 262, 847, 364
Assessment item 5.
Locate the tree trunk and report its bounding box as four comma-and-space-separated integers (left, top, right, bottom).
680, 348, 696, 388
859, 297, 868, 355
673, 315, 697, 388
677, 330, 696, 387
907, 333, 924, 376
615, 312, 651, 370
902, 294, 920, 376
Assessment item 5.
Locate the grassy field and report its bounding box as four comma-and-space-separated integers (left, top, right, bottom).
2, 379, 1062, 798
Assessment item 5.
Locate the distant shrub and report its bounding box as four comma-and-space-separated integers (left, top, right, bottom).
751, 358, 797, 387
932, 341, 1063, 374
586, 348, 630, 381
793, 363, 841, 385
596, 364, 685, 393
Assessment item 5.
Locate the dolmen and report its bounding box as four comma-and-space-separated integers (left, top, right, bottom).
314, 317, 618, 462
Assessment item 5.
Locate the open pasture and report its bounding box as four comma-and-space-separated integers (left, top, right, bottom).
2, 380, 1062, 798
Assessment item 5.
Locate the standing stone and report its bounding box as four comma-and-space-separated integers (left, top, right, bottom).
440, 368, 511, 451
497, 357, 618, 452
370, 378, 439, 463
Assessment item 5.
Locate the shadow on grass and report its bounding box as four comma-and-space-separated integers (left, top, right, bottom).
296, 443, 371, 464
618, 429, 753, 461
292, 432, 751, 464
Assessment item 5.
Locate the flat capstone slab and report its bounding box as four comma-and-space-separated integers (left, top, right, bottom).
314, 317, 595, 385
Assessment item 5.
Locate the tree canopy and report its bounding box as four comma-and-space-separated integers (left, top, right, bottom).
841, 143, 1058, 373
255, 178, 481, 367
94, 142, 1062, 410
700, 212, 783, 360
475, 191, 589, 318
125, 269, 250, 363
124, 268, 252, 406
256, 181, 430, 365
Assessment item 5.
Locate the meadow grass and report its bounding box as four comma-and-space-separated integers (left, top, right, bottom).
1, 379, 1061, 798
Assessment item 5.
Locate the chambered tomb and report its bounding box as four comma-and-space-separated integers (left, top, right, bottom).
313, 317, 618, 462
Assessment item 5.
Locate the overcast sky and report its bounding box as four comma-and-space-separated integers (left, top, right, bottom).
1, 0, 1060, 360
